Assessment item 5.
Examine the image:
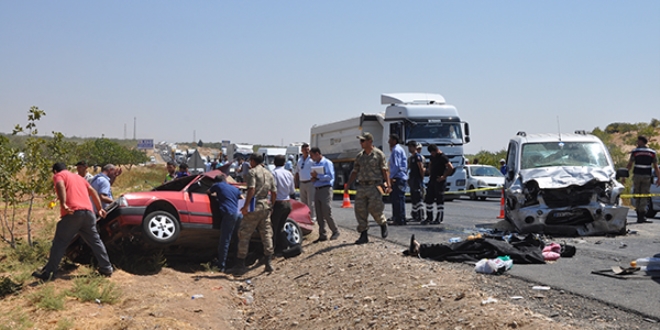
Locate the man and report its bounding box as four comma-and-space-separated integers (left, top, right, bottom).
285, 155, 295, 172
239, 156, 251, 182
310, 147, 339, 242
32, 163, 113, 281
208, 174, 243, 272
345, 132, 390, 245
407, 140, 425, 222
75, 160, 94, 183
423, 144, 453, 225
271, 155, 296, 255
164, 161, 177, 183
626, 135, 660, 223
499, 159, 507, 175
388, 134, 408, 226
229, 153, 277, 275
175, 163, 190, 179
91, 164, 117, 210
294, 143, 315, 222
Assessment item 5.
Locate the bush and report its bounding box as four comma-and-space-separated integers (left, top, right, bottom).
68, 273, 120, 304
28, 285, 66, 311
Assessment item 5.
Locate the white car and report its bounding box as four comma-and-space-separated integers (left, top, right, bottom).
464, 165, 504, 200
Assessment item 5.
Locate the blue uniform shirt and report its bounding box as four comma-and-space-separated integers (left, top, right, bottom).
389, 144, 408, 180
209, 181, 242, 215
313, 156, 335, 188
90, 173, 112, 209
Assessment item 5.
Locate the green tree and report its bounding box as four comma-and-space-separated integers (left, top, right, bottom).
0, 135, 24, 248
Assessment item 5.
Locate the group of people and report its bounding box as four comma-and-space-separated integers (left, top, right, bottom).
33, 161, 122, 281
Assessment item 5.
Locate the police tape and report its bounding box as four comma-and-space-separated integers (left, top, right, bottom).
330, 185, 501, 196
620, 193, 660, 198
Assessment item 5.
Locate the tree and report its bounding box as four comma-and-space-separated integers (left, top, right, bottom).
0, 135, 24, 248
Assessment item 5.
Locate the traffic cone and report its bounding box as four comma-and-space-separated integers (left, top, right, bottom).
497, 189, 505, 219
342, 184, 353, 208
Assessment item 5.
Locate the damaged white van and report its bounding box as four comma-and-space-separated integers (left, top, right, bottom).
502, 131, 628, 236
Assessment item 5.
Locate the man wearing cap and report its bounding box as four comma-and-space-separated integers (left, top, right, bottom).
626, 135, 660, 223
295, 143, 315, 222
345, 132, 390, 244
499, 159, 507, 175
423, 144, 453, 224
407, 140, 425, 222
388, 134, 408, 225
75, 161, 94, 183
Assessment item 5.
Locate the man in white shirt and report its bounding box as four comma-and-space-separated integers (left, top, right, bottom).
271, 155, 296, 255
294, 143, 315, 221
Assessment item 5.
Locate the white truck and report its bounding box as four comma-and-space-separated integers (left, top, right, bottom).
310, 93, 470, 199
257, 147, 287, 171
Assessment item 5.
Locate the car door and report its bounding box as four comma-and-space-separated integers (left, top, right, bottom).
181, 175, 215, 225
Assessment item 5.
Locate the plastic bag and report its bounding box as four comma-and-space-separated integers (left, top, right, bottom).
475, 256, 513, 275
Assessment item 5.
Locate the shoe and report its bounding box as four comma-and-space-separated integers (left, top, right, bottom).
32, 270, 53, 282
98, 268, 113, 277
313, 236, 328, 243
408, 235, 420, 256
263, 255, 273, 273
435, 211, 444, 224
380, 224, 388, 238
227, 258, 247, 276
355, 231, 369, 245
330, 232, 340, 240
637, 220, 653, 224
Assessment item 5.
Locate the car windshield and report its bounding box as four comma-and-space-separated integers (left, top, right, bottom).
521, 141, 610, 169
408, 123, 462, 141
470, 166, 503, 177
153, 174, 197, 191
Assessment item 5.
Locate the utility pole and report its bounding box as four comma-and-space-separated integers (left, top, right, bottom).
193, 130, 196, 143
133, 117, 137, 140
124, 123, 127, 139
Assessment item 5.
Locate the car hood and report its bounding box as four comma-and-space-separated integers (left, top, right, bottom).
519, 166, 615, 189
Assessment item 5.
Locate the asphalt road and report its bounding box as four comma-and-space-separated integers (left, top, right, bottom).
328, 196, 660, 320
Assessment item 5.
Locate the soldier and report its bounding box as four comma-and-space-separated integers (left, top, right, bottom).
407, 140, 425, 221
423, 144, 454, 224
228, 153, 277, 275
345, 132, 391, 245
626, 135, 660, 223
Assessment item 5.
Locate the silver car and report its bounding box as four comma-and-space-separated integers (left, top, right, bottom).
503, 132, 628, 236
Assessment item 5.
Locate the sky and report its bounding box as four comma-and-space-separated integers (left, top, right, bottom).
1, 1, 658, 154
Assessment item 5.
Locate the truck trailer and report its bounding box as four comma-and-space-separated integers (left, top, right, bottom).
310, 93, 470, 199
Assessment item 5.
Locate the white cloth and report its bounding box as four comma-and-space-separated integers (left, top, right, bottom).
272, 167, 295, 201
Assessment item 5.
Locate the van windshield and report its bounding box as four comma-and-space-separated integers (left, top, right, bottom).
408, 123, 462, 141
521, 142, 609, 169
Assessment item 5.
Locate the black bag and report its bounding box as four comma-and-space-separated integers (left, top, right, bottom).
560, 244, 576, 258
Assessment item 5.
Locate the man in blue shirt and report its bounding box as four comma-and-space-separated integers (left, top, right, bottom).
388, 134, 408, 226
499, 159, 507, 176
310, 147, 339, 242
90, 164, 117, 211
208, 174, 243, 272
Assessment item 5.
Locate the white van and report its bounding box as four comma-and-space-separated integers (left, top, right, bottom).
257, 147, 287, 171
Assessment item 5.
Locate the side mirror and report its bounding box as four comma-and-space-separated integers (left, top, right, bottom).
465, 136, 471, 143
615, 168, 629, 179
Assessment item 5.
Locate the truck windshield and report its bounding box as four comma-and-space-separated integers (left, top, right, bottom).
408, 123, 462, 141
521, 142, 609, 169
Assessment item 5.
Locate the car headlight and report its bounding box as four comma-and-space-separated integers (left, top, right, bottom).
117, 196, 129, 207
477, 179, 487, 186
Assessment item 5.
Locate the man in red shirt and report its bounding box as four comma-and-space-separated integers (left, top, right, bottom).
32, 163, 113, 281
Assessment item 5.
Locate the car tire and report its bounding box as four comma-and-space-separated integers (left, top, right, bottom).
282, 219, 303, 247
142, 211, 181, 246
469, 186, 477, 200
479, 196, 487, 201
646, 198, 657, 218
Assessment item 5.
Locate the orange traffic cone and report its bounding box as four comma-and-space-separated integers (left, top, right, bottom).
497, 189, 505, 219
342, 184, 353, 208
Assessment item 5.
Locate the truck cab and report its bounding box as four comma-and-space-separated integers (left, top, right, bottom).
257, 147, 287, 172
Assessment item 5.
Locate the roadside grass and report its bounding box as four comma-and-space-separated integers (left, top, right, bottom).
200, 261, 220, 273
55, 318, 74, 330
113, 165, 165, 195
0, 308, 34, 330
27, 284, 66, 311
68, 270, 121, 304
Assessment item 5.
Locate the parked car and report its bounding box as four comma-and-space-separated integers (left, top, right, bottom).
69, 170, 312, 262
503, 131, 628, 236
463, 165, 504, 201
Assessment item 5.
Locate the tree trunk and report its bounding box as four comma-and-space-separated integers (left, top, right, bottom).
26, 191, 34, 247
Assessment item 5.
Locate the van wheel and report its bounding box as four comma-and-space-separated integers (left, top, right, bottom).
142, 211, 180, 246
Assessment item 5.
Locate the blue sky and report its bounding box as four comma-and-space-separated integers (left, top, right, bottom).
1, 1, 658, 154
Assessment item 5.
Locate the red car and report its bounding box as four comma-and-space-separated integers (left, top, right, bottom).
98, 170, 313, 251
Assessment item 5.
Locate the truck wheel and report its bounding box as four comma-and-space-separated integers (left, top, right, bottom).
142, 211, 180, 246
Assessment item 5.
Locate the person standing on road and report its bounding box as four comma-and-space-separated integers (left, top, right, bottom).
75, 160, 94, 183
239, 156, 251, 182
294, 143, 315, 222
229, 153, 276, 275
32, 163, 113, 281
208, 174, 243, 272
164, 161, 177, 183
388, 134, 408, 226
90, 164, 118, 210
310, 147, 339, 242
626, 135, 660, 223
271, 155, 296, 255
407, 140, 425, 222
345, 132, 390, 245
423, 144, 453, 225
499, 159, 507, 176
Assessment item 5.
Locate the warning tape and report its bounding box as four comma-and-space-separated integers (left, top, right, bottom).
620, 193, 660, 198
329, 186, 501, 196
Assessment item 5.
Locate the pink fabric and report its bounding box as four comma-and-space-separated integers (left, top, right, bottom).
542, 242, 562, 261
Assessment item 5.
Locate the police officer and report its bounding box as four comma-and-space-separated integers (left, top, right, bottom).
423, 144, 453, 224
345, 132, 391, 244
407, 140, 425, 222
229, 153, 277, 275
626, 135, 660, 223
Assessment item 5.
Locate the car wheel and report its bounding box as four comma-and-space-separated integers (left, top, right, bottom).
142, 211, 181, 245
469, 186, 477, 200
479, 196, 487, 201
283, 219, 302, 247
646, 198, 657, 218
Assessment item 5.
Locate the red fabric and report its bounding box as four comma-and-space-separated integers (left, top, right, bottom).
53, 170, 93, 217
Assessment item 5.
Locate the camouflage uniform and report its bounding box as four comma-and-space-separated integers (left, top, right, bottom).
236, 165, 276, 259
352, 147, 388, 232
